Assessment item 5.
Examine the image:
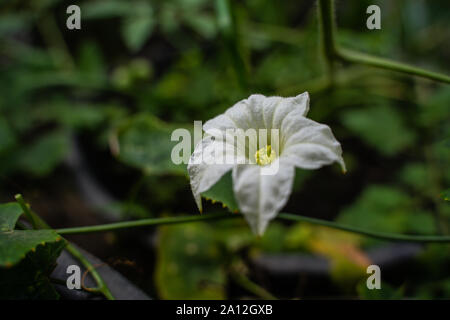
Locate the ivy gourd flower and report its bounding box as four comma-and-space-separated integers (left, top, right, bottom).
188, 92, 345, 235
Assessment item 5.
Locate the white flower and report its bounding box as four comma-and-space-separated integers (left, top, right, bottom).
188, 92, 345, 235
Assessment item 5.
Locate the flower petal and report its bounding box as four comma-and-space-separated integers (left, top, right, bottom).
188, 133, 249, 212
232, 159, 295, 235
203, 113, 240, 132
203, 92, 310, 132
281, 115, 346, 171
268, 92, 309, 131
188, 136, 235, 212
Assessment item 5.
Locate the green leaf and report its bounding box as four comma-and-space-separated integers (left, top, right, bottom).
331, 259, 367, 290
35, 102, 106, 130
212, 219, 253, 251
121, 15, 155, 52
201, 172, 239, 213
254, 222, 287, 253
0, 201, 66, 299
418, 87, 450, 127
0, 230, 65, 267
0, 13, 31, 36
116, 113, 189, 175
338, 185, 435, 235
0, 198, 67, 299
0, 203, 22, 232
341, 104, 416, 156
155, 222, 226, 299
18, 131, 69, 176
405, 210, 436, 234
184, 13, 217, 38
0, 236, 66, 299
77, 41, 106, 77
398, 162, 430, 192
0, 201, 66, 267
83, 0, 134, 19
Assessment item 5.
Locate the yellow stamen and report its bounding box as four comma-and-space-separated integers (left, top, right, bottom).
255, 145, 276, 166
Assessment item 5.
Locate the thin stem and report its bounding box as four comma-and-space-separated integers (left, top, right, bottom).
65, 244, 115, 300
230, 269, 277, 300
215, 0, 249, 91
241, 21, 306, 47
14, 194, 115, 300
317, 0, 337, 84
278, 213, 450, 243
15, 194, 38, 229
317, 0, 338, 57
317, 0, 450, 84
57, 212, 238, 235
49, 276, 103, 296
35, 9, 75, 70
336, 48, 450, 84
56, 212, 450, 243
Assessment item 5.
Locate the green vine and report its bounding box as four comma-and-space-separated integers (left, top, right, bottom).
15, 195, 115, 300
55, 212, 450, 243
318, 0, 450, 84
8, 1, 450, 300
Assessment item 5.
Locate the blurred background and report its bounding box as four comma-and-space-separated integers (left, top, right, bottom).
0, 0, 449, 299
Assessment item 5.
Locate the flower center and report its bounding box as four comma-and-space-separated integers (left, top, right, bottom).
255, 145, 276, 166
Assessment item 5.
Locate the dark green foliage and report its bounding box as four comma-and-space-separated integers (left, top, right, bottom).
0, 0, 449, 299
0, 203, 66, 299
